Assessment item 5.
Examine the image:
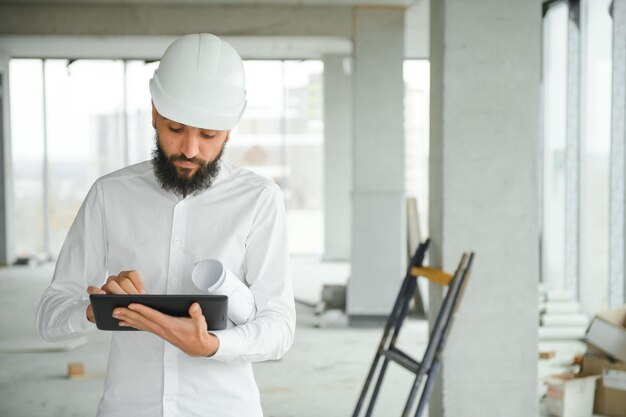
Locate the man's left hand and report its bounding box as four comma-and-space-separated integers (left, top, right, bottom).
113, 303, 220, 357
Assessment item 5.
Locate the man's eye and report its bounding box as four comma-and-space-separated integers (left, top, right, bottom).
169, 126, 183, 133
201, 133, 216, 139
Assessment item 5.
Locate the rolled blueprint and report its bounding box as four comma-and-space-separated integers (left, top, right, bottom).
191, 259, 256, 325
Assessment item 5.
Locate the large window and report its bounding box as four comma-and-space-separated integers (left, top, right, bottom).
10, 60, 45, 258
44, 60, 127, 255
228, 60, 324, 255
10, 58, 324, 259
404, 60, 430, 239
542, 1, 569, 293
541, 0, 616, 310
126, 60, 160, 165
579, 0, 612, 313
11, 59, 131, 257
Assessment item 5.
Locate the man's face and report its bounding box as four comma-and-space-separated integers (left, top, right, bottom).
152, 104, 230, 177
151, 104, 230, 196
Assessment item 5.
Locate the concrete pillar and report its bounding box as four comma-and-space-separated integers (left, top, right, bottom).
429, 1, 540, 416
0, 51, 14, 265
405, 0, 430, 59
348, 7, 406, 323
323, 55, 352, 261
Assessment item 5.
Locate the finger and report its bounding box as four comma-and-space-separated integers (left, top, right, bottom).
189, 303, 205, 322
116, 314, 147, 330
86, 304, 95, 323
117, 317, 144, 331
102, 280, 126, 294
127, 271, 146, 294
114, 307, 163, 334
189, 302, 202, 317
121, 270, 146, 294
117, 321, 140, 330
118, 278, 140, 295
128, 303, 170, 325
87, 286, 106, 295
189, 303, 207, 330
106, 275, 118, 283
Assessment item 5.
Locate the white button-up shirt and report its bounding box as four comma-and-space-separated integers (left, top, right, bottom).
36, 160, 296, 417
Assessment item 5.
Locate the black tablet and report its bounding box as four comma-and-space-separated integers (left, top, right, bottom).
89, 294, 228, 331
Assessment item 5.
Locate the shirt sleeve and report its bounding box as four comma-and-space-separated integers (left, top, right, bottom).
209, 183, 296, 362
36, 180, 108, 341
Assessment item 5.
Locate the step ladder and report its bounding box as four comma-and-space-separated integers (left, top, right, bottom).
352, 239, 475, 417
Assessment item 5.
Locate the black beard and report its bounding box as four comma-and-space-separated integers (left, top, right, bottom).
151, 134, 224, 198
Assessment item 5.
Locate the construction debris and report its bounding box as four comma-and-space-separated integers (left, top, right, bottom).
67, 362, 85, 379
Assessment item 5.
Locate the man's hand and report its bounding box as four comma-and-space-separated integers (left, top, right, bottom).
85, 270, 146, 324
102, 270, 146, 295
86, 286, 106, 323
112, 302, 220, 357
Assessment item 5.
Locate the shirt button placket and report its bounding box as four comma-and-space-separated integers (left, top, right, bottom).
163, 200, 185, 416
162, 343, 179, 417
168, 201, 186, 295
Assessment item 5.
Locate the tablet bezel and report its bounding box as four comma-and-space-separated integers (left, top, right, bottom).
89, 294, 228, 331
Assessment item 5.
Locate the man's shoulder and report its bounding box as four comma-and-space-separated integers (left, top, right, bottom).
96, 161, 153, 186
223, 161, 279, 193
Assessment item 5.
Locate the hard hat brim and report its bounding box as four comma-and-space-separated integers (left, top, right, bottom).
150, 77, 246, 131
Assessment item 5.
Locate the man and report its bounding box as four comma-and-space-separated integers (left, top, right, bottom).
36, 33, 296, 417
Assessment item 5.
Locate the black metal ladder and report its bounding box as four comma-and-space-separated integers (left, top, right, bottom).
352, 239, 475, 417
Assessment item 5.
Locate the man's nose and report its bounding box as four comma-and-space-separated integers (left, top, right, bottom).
180, 131, 200, 159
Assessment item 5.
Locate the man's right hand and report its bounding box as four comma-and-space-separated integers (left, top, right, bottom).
101, 270, 146, 295
86, 270, 146, 323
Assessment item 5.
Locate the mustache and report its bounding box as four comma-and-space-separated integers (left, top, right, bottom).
170, 154, 203, 164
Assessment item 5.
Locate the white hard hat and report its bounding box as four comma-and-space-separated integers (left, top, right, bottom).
149, 33, 246, 130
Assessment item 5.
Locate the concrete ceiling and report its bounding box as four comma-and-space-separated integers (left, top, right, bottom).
7, 0, 415, 5
0, 0, 428, 60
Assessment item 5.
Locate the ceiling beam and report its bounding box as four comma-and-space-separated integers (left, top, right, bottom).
0, 3, 354, 38
0, 35, 352, 60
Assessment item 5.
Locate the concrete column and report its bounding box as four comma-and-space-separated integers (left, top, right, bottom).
348, 7, 406, 323
0, 51, 15, 265
429, 1, 540, 416
323, 55, 352, 261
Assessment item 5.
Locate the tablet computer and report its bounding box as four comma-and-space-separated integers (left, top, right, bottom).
89, 294, 228, 331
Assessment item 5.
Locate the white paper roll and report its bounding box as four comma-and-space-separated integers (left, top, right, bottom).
192, 259, 257, 325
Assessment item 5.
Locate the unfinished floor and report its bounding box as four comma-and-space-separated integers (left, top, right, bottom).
0, 261, 592, 417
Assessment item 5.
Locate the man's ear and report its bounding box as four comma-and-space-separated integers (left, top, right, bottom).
225, 130, 231, 142
151, 102, 157, 129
